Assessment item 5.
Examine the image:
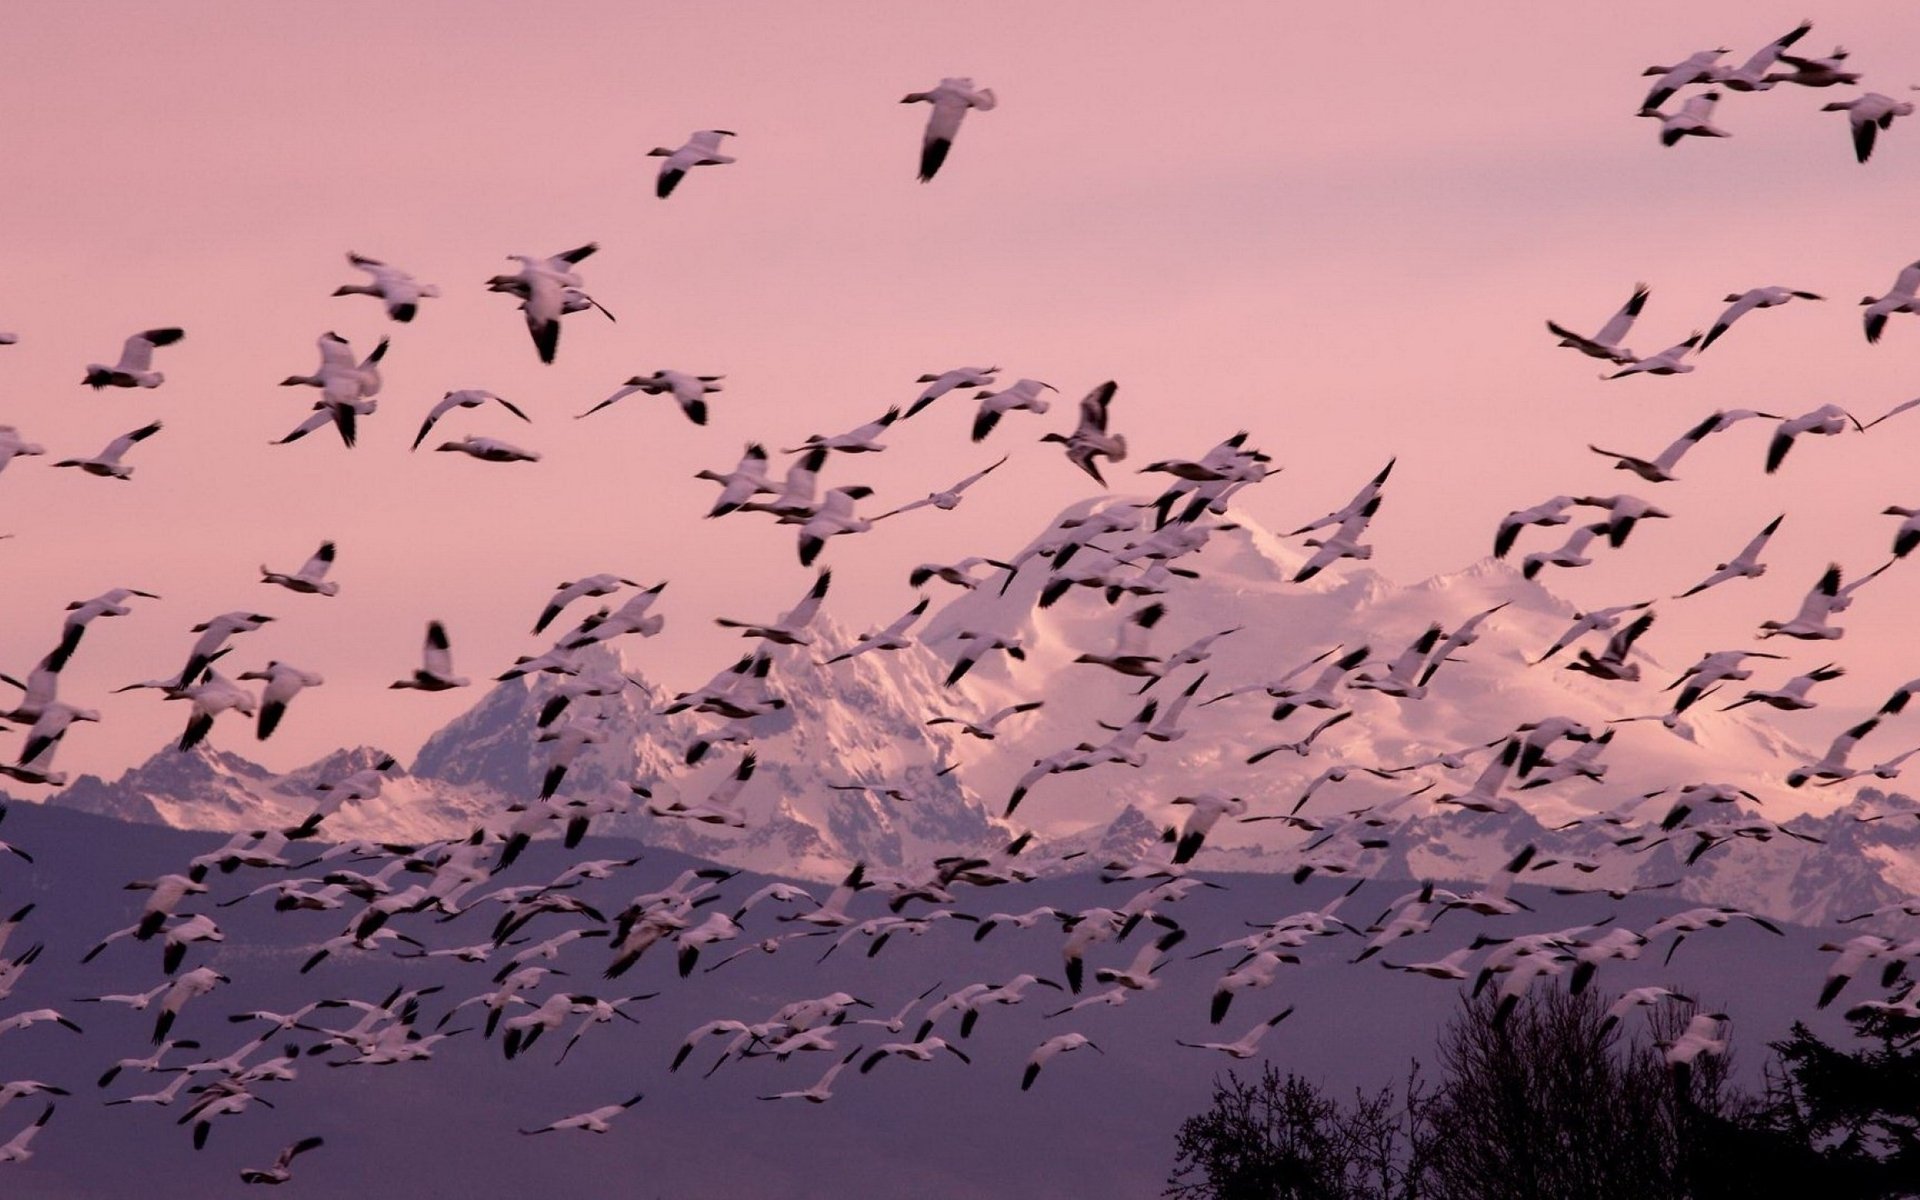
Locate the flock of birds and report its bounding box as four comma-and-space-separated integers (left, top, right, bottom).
1638, 19, 1916, 161
0, 30, 1916, 1188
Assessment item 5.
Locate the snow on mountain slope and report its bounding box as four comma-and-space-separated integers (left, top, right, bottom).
35, 501, 1918, 921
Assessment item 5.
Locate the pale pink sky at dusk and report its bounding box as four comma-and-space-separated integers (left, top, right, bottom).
7, 2, 1920, 780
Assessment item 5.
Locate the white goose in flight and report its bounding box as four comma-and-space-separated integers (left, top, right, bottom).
902, 77, 997, 181
1545, 283, 1647, 364
1042, 381, 1126, 485
1588, 409, 1769, 482
412, 390, 529, 449
906, 365, 998, 417
1767, 403, 1858, 473
787, 408, 900, 455
648, 130, 736, 198
695, 443, 774, 517
436, 435, 541, 463
83, 327, 183, 389
0, 1104, 51, 1163
1640, 48, 1728, 111
1675, 515, 1783, 598
1175, 1007, 1295, 1058
52, 421, 162, 480
172, 671, 256, 751
1708, 20, 1811, 90
0, 426, 46, 475
1643, 92, 1731, 146
235, 662, 324, 740
714, 569, 831, 645
50, 587, 160, 669
333, 252, 439, 322
261, 541, 339, 595
1720, 663, 1844, 713
581, 370, 724, 425
520, 1093, 644, 1135
1699, 286, 1823, 350
971, 378, 1055, 441
486, 242, 599, 364
1861, 259, 1920, 343
1603, 331, 1702, 378
799, 487, 875, 564
239, 1136, 325, 1185
1823, 92, 1914, 163
1020, 1031, 1099, 1090
389, 621, 469, 690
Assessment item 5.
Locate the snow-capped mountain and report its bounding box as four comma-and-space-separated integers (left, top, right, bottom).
35, 501, 1919, 922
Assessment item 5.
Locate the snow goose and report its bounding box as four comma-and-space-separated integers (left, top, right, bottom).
1823, 92, 1914, 162
389, 620, 469, 690
435, 435, 540, 463
16, 701, 99, 769
1759, 563, 1853, 640
1545, 283, 1647, 364
1565, 610, 1655, 682
261, 541, 339, 596
1640, 48, 1728, 111
412, 389, 528, 449
1787, 717, 1880, 786
876, 455, 1008, 519
171, 670, 256, 751
1521, 522, 1607, 580
820, 596, 929, 664
239, 1136, 324, 1185
971, 378, 1055, 441
787, 408, 900, 455
859, 1036, 971, 1074
762, 1046, 863, 1102
1603, 331, 1701, 378
1860, 259, 1920, 342
905, 365, 998, 417
902, 77, 997, 181
1766, 45, 1857, 88
648, 129, 735, 198
83, 327, 183, 389
694, 443, 774, 517
1674, 515, 1783, 597
1699, 286, 1823, 350
715, 570, 830, 645
1659, 1012, 1730, 1087
531, 573, 645, 635
333, 252, 438, 321
0, 1104, 51, 1163
1709, 20, 1811, 90
1493, 495, 1577, 558
1721, 663, 1843, 712
486, 242, 598, 364
557, 581, 667, 649
1041, 380, 1126, 485
1020, 1031, 1099, 1090
580, 370, 723, 425
1574, 493, 1671, 548
171, 611, 274, 689
796, 486, 875, 565
0, 427, 45, 476
53, 420, 162, 480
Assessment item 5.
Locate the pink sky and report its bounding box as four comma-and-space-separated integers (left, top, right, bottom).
6, 2, 1920, 779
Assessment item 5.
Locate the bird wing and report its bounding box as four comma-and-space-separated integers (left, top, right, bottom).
578, 384, 642, 419
103, 422, 163, 461
422, 622, 455, 677
1594, 284, 1650, 346
1863, 396, 1920, 430
1733, 514, 1785, 563
1077, 381, 1118, 433
412, 395, 463, 449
